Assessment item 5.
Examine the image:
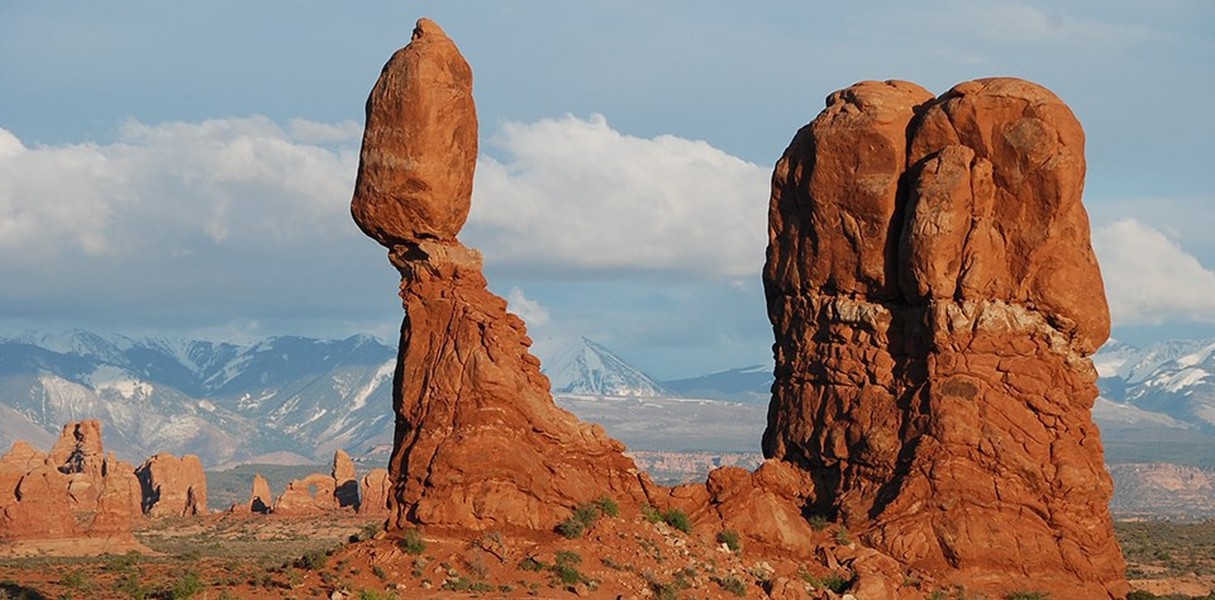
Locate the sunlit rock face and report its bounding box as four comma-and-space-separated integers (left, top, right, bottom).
763, 77, 1127, 598
351, 18, 651, 532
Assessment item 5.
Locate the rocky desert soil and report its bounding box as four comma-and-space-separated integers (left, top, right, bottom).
1, 513, 1213, 599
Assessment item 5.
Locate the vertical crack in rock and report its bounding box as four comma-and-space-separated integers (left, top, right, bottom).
764, 77, 1127, 597
351, 18, 650, 532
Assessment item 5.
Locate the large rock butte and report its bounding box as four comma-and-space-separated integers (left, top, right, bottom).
351, 19, 651, 531
764, 78, 1127, 597
0, 420, 142, 547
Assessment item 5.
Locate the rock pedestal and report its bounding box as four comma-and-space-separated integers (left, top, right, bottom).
351, 18, 650, 532
763, 78, 1126, 597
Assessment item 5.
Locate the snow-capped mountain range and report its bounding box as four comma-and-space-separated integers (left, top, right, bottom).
1094, 338, 1215, 432
2, 330, 1212, 468
0, 330, 398, 466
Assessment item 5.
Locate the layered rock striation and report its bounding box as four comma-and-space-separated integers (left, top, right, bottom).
351, 18, 650, 532
764, 78, 1126, 596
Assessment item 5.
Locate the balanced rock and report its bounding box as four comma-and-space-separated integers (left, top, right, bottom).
332, 449, 359, 509
135, 453, 207, 517
352, 18, 650, 532
350, 18, 478, 246
358, 468, 391, 516
249, 473, 273, 514
764, 77, 1126, 597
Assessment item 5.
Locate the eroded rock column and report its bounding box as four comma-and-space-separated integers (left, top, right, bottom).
352, 18, 650, 532
764, 78, 1127, 597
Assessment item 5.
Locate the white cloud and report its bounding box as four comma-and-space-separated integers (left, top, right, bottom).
0, 116, 360, 265
505, 287, 549, 327
0, 114, 774, 338
1093, 218, 1215, 325
468, 114, 770, 279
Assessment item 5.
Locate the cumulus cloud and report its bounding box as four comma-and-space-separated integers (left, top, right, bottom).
0, 114, 771, 338
1093, 218, 1215, 325
505, 287, 549, 327
468, 114, 770, 279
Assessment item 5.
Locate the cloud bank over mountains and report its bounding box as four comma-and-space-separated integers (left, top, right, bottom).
0, 114, 1210, 365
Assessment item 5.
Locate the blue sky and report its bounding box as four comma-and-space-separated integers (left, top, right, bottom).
1, 1, 1213, 378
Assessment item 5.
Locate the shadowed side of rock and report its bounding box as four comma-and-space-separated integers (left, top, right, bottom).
763, 77, 1127, 597
351, 19, 652, 533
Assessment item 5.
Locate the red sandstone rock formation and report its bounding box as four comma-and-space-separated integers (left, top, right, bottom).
351, 18, 650, 532
249, 473, 273, 514
273, 473, 338, 515
358, 468, 391, 516
0, 421, 142, 545
764, 77, 1127, 597
135, 453, 207, 517
333, 449, 359, 509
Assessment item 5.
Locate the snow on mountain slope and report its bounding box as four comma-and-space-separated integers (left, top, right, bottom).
540, 337, 666, 397
0, 331, 397, 465
1096, 338, 1215, 432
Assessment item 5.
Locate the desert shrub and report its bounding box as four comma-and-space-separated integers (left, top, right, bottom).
834, 526, 851, 545
661, 508, 692, 534
595, 496, 620, 517
371, 565, 388, 580
357, 590, 395, 600
59, 571, 93, 591
168, 571, 205, 599
552, 551, 586, 585
717, 529, 742, 552
558, 501, 608, 538
295, 548, 330, 570
1004, 593, 1048, 600
103, 551, 142, 573
801, 570, 852, 593
641, 504, 663, 523
715, 576, 747, 597
398, 528, 426, 555
519, 557, 545, 572
556, 517, 587, 539
806, 514, 829, 531
114, 572, 149, 600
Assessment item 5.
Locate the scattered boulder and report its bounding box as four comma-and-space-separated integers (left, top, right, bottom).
135, 453, 207, 517
249, 473, 273, 514
764, 77, 1126, 597
351, 18, 650, 532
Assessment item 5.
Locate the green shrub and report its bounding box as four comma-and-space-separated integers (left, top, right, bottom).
295, 548, 329, 570
357, 590, 394, 600
595, 496, 620, 517
1004, 593, 1049, 600
556, 517, 587, 539
398, 528, 426, 555
519, 557, 545, 572
834, 526, 851, 545
661, 508, 692, 534
807, 514, 829, 531
641, 504, 663, 523
103, 551, 142, 573
715, 576, 747, 597
717, 529, 741, 552
168, 572, 205, 599
802, 570, 851, 593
